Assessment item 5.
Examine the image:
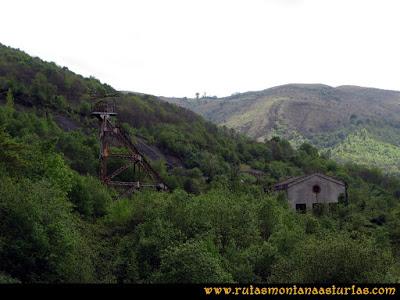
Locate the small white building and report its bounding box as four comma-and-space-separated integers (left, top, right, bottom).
273, 173, 347, 212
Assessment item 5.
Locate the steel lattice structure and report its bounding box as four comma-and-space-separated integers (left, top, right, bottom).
91, 98, 168, 198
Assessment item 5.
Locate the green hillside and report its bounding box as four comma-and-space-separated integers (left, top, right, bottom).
2, 43, 400, 284
330, 129, 400, 174
161, 84, 400, 140
162, 84, 400, 174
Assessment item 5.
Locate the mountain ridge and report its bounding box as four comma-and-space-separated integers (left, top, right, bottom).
160, 83, 400, 173
3, 42, 400, 284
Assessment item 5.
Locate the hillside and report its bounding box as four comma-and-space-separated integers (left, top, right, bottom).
161, 84, 400, 173
2, 43, 400, 284
0, 42, 263, 191
330, 128, 400, 175
162, 84, 400, 142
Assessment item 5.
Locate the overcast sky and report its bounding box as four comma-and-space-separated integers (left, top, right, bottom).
1, 0, 399, 97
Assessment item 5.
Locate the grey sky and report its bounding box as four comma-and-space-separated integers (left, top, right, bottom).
1, 0, 399, 97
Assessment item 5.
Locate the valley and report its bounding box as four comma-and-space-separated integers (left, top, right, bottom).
1, 43, 400, 284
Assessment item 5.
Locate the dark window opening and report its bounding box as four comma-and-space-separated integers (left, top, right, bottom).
296, 203, 307, 213
313, 185, 321, 194
313, 203, 326, 216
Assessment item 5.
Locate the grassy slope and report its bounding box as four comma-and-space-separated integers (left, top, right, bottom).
162, 84, 400, 174
330, 128, 400, 174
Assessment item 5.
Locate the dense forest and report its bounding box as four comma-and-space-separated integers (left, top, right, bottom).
1, 43, 400, 283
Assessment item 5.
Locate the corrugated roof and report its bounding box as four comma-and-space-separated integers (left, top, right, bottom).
274, 175, 305, 186
274, 173, 345, 190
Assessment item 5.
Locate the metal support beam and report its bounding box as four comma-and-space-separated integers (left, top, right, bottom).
91, 99, 168, 199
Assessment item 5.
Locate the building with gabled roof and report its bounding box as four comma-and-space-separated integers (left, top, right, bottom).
273, 173, 347, 212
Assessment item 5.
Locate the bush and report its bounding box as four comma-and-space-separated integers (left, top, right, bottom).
155, 239, 233, 283
0, 177, 95, 282
269, 234, 393, 283
68, 175, 113, 218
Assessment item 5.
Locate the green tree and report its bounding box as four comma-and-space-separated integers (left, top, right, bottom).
269, 234, 393, 283
155, 239, 233, 283
5, 88, 14, 113
68, 175, 112, 218
0, 128, 27, 173
0, 177, 95, 282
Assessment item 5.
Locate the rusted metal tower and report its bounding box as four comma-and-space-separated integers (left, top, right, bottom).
91, 98, 168, 198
